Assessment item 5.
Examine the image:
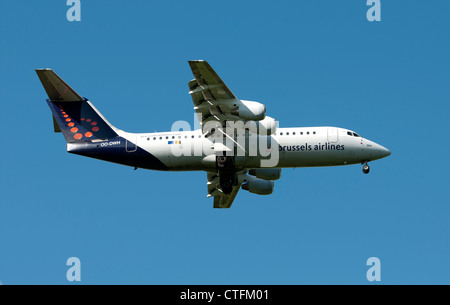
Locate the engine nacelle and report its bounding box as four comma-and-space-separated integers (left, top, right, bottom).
247, 116, 277, 135
248, 168, 281, 181
242, 177, 274, 195
231, 100, 266, 121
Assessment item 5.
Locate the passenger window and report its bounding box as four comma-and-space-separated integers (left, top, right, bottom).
307, 132, 310, 135
280, 132, 283, 136
293, 132, 296, 135
286, 132, 289, 135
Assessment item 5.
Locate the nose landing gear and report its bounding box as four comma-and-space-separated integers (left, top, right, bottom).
362, 162, 370, 174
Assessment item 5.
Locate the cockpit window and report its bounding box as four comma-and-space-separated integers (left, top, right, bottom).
347, 131, 362, 137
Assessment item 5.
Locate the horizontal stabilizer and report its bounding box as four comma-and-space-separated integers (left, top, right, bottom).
36, 69, 84, 102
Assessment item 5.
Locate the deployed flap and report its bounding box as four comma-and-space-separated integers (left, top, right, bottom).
213, 186, 240, 209
207, 172, 241, 208
188, 60, 236, 101
188, 60, 243, 129
36, 69, 84, 102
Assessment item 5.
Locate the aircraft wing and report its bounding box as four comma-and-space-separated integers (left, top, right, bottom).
188, 60, 241, 127
213, 186, 240, 209
188, 60, 236, 100
207, 172, 241, 208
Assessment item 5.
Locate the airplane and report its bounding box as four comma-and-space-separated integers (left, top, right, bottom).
36, 60, 391, 208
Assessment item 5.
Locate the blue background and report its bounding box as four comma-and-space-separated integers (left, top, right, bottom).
0, 1, 449, 284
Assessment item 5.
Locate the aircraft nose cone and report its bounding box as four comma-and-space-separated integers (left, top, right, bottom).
366, 140, 391, 160
378, 144, 391, 158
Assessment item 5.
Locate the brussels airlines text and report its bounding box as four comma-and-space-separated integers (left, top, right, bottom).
279, 142, 345, 152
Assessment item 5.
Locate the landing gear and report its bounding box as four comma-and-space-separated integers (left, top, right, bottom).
362, 163, 370, 174
220, 179, 233, 194
216, 155, 237, 194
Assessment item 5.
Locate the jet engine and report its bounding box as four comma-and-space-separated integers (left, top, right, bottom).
242, 177, 274, 195
248, 168, 281, 181
231, 100, 266, 121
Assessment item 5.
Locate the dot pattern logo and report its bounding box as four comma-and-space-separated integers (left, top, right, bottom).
58, 105, 101, 140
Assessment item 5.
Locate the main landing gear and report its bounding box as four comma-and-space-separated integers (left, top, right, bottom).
362, 162, 370, 174
216, 155, 238, 194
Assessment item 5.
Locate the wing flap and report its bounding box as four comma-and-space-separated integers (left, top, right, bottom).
207, 172, 241, 209
188, 60, 243, 129
213, 186, 240, 209
188, 60, 236, 100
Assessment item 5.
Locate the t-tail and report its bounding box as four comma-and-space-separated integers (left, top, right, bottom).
36, 69, 168, 171
35, 69, 119, 142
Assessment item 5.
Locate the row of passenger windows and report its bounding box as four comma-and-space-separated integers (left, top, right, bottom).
276, 131, 316, 136
146, 131, 318, 140
146, 131, 362, 141
146, 135, 202, 141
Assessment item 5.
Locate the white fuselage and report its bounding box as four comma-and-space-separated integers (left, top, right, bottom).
115, 126, 390, 171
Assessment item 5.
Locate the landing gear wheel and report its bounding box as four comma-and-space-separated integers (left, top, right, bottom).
221, 179, 233, 194
362, 164, 370, 174
216, 155, 233, 169
219, 171, 237, 194
217, 156, 227, 167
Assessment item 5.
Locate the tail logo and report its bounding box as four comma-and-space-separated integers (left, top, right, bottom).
58, 104, 101, 141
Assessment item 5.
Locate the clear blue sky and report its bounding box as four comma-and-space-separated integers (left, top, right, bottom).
0, 1, 449, 284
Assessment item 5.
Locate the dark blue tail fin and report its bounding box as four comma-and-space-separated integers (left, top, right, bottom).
47, 99, 118, 142
36, 69, 118, 142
